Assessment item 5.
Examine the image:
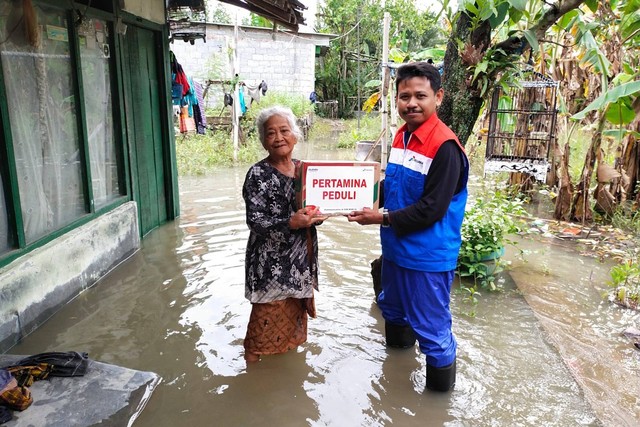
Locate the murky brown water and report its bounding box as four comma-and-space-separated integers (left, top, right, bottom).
8, 137, 640, 426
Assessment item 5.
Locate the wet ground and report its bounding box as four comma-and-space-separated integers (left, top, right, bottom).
7, 138, 640, 426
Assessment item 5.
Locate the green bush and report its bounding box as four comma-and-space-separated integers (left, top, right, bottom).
458, 185, 528, 291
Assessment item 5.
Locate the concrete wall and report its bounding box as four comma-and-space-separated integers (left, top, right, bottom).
0, 202, 140, 352
170, 24, 332, 107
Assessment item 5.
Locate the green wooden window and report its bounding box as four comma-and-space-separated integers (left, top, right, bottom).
1, 4, 85, 244
0, 0, 125, 259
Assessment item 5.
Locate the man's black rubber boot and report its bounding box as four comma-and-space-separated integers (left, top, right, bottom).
385, 322, 416, 348
425, 359, 456, 392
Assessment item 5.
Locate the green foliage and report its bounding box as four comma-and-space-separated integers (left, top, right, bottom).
205, 51, 228, 83
206, 1, 232, 24
608, 256, 640, 310
315, 0, 444, 117
242, 91, 314, 124
555, 124, 592, 182
457, 284, 482, 317
458, 184, 528, 291
308, 119, 333, 140
610, 207, 640, 235
175, 131, 263, 175
572, 78, 640, 123
336, 115, 381, 148
242, 13, 273, 28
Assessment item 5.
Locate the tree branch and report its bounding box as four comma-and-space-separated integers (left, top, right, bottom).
493, 1, 585, 55
531, 0, 586, 40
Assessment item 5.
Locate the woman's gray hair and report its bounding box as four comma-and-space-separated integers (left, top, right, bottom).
255, 106, 304, 144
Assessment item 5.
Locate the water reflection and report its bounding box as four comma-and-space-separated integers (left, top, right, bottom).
8, 138, 639, 426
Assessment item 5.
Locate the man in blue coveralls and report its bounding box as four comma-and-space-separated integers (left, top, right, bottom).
348, 61, 469, 391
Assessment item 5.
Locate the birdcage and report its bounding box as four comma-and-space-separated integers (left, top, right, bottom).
168, 0, 206, 44
484, 71, 559, 182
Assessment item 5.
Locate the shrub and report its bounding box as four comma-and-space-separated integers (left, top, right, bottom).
458, 185, 528, 291
608, 256, 640, 310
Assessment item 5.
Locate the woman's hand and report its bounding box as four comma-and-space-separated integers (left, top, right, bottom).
290, 206, 328, 229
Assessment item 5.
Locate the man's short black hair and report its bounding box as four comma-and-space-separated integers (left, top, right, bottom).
395, 62, 441, 92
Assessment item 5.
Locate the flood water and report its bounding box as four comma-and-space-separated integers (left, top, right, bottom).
9, 137, 640, 426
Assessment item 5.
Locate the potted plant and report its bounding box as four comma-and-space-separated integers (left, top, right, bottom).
457, 186, 528, 291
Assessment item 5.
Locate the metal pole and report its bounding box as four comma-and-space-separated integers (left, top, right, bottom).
380, 12, 390, 170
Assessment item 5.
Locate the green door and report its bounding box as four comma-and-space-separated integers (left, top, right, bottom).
122, 26, 168, 236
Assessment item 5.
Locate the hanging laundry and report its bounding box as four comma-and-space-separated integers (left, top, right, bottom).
239, 89, 247, 115
224, 92, 233, 107
170, 51, 190, 98
259, 80, 268, 96
185, 77, 198, 118
245, 82, 261, 106
193, 80, 207, 134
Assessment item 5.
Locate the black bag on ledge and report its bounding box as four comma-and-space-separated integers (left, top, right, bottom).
4, 351, 89, 377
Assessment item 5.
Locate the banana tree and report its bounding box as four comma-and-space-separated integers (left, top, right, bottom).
564, 0, 640, 221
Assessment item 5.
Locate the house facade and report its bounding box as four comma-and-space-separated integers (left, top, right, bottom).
169, 23, 333, 107
0, 0, 179, 352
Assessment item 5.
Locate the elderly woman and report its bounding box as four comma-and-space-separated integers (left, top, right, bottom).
242, 106, 326, 362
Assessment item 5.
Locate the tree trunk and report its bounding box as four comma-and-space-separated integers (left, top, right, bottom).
554, 142, 574, 221
439, 12, 490, 147
570, 112, 607, 222
620, 119, 640, 203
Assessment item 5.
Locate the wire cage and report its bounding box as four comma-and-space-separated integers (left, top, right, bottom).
168, 5, 206, 44
484, 71, 559, 182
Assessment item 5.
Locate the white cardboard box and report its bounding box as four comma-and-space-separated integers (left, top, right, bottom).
296, 161, 380, 214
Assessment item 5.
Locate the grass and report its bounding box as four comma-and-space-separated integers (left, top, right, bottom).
336, 115, 383, 149
176, 91, 317, 175
610, 205, 640, 235
175, 131, 263, 175
243, 91, 314, 123
308, 118, 335, 140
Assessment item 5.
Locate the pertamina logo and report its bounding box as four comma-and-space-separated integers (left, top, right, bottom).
408, 156, 424, 166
